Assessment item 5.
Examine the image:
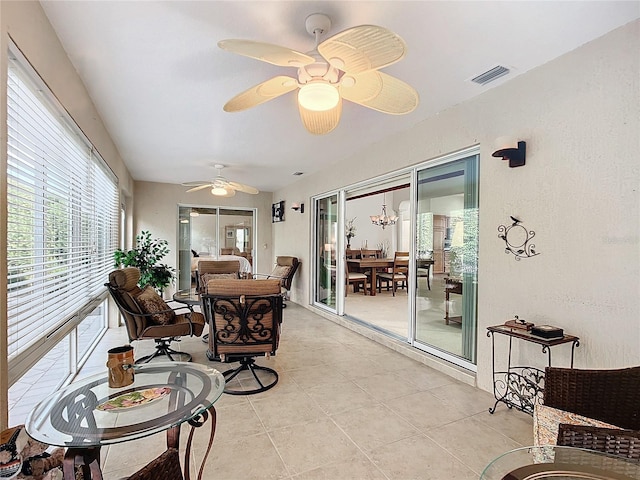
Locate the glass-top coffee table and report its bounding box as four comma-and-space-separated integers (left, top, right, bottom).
26, 362, 225, 480
481, 445, 640, 480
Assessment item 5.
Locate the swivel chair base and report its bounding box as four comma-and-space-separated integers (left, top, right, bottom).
222, 357, 278, 395
135, 338, 192, 364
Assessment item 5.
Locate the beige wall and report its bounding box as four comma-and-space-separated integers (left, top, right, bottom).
274, 20, 640, 392
0, 1, 134, 429
133, 181, 275, 294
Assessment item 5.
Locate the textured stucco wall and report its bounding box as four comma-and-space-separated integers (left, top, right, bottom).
273, 20, 640, 392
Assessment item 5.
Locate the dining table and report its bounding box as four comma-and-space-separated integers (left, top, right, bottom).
25, 361, 225, 480
346, 258, 395, 296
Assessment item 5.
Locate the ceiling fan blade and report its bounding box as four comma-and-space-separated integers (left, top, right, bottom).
318, 25, 407, 74
185, 183, 213, 193
298, 97, 342, 135
218, 39, 315, 68
228, 181, 259, 195
340, 71, 418, 114
223, 75, 298, 112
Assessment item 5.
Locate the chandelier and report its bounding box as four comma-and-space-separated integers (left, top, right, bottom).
370, 194, 398, 229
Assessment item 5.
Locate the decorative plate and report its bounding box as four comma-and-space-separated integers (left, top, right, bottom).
96, 387, 171, 412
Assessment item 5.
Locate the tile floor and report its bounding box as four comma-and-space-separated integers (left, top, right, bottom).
14, 302, 534, 479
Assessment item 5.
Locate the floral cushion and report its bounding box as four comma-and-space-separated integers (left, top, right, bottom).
135, 286, 175, 325
533, 403, 620, 448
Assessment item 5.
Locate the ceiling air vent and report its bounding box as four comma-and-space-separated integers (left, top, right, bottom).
471, 65, 510, 85
292, 171, 304, 176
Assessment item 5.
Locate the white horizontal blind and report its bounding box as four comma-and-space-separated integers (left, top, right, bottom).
6, 53, 119, 376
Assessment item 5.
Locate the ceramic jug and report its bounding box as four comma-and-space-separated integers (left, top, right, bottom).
106, 345, 135, 388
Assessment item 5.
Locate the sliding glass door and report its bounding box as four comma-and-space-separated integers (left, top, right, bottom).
177, 206, 256, 290
413, 154, 479, 365
313, 194, 339, 309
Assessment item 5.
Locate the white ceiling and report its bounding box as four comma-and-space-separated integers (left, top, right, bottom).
40, 1, 639, 193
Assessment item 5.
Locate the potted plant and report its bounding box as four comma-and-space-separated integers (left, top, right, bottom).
114, 231, 175, 293
345, 218, 357, 249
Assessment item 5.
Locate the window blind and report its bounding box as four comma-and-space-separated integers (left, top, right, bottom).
6, 52, 119, 380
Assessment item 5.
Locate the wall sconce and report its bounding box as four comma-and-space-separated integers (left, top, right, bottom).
492, 139, 526, 168
291, 202, 305, 213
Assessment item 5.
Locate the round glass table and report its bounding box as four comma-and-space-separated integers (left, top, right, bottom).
25, 362, 225, 480
481, 445, 640, 480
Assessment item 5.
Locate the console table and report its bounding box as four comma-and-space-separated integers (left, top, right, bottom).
486, 325, 579, 415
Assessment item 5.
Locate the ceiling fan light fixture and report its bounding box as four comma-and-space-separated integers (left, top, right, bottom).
298, 81, 339, 111
211, 186, 229, 196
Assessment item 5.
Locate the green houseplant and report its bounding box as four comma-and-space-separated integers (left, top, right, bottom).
113, 231, 175, 292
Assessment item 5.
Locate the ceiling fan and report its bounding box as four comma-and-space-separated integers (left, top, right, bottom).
182, 164, 259, 197
218, 13, 419, 135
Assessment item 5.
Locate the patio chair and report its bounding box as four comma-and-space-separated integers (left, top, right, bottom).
556, 424, 640, 462
253, 256, 299, 306
106, 267, 205, 363
195, 260, 240, 293
201, 279, 283, 395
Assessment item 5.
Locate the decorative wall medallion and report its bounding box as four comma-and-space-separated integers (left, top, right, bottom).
498, 216, 540, 260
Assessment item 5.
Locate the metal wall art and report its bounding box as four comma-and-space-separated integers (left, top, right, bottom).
272, 201, 285, 223
498, 216, 540, 260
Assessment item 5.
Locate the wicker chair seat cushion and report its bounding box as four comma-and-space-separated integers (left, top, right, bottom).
135, 286, 176, 325
534, 404, 620, 448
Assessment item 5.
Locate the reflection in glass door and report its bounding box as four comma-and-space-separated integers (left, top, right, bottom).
314, 194, 338, 309
414, 155, 478, 365
177, 206, 255, 290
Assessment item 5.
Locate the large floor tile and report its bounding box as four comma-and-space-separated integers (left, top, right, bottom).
369, 434, 478, 480
384, 390, 469, 430
268, 418, 361, 475
331, 403, 419, 452
425, 415, 523, 475
305, 380, 378, 415
292, 451, 387, 479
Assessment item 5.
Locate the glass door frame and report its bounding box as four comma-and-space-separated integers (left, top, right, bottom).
411, 146, 479, 372
309, 146, 479, 371
310, 190, 345, 314
176, 204, 257, 290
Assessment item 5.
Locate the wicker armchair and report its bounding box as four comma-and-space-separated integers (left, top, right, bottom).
201, 279, 283, 395
543, 366, 640, 430
127, 448, 183, 480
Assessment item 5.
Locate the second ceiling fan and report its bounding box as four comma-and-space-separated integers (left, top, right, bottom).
218, 13, 419, 135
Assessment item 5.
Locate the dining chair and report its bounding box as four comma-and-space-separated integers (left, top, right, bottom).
360, 249, 380, 258
345, 259, 367, 296
377, 251, 409, 296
